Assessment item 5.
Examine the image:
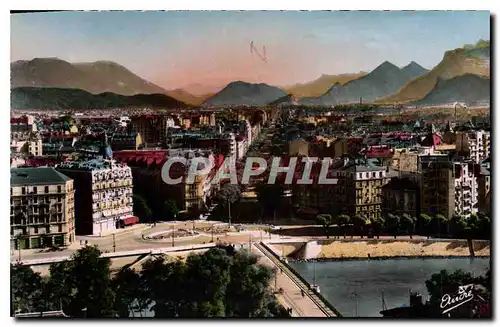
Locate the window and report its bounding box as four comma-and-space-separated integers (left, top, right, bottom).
34, 227, 38, 234
22, 187, 26, 195
58, 225, 63, 233
57, 186, 62, 193
33, 186, 37, 194
45, 186, 49, 193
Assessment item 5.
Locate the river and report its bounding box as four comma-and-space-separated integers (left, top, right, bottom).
289, 258, 490, 317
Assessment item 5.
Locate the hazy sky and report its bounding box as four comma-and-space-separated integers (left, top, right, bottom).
11, 11, 490, 92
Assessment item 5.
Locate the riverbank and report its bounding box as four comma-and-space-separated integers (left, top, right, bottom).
269, 239, 490, 261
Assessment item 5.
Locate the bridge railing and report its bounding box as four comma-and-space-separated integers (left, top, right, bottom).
259, 241, 343, 317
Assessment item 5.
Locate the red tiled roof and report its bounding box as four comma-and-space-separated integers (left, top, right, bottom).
421, 133, 443, 147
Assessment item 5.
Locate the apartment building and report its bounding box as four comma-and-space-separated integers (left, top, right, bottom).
419, 155, 455, 219
11, 136, 43, 156
10, 168, 75, 250
453, 161, 479, 218
331, 158, 389, 220
57, 159, 134, 236
130, 114, 169, 146
381, 177, 419, 219
456, 130, 490, 163
478, 163, 491, 215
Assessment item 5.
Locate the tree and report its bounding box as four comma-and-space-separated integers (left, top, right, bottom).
386, 213, 400, 238
425, 269, 474, 308
48, 245, 115, 317
215, 184, 241, 227
450, 215, 468, 238
140, 256, 187, 317
225, 250, 281, 317
133, 194, 152, 223
256, 183, 284, 224
371, 216, 385, 239
434, 214, 449, 238
316, 214, 333, 238
11, 264, 46, 314
164, 199, 179, 221
400, 213, 416, 238
336, 214, 351, 237
475, 214, 491, 240
420, 213, 432, 236
112, 268, 141, 317
352, 214, 368, 238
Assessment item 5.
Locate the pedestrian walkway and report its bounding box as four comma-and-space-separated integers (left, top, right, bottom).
252, 242, 337, 317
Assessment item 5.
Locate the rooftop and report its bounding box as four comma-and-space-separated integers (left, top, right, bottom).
11, 167, 72, 186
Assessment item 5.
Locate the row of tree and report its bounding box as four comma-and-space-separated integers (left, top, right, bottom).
11, 246, 289, 318
315, 212, 491, 239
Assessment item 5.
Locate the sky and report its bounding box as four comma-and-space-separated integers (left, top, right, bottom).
11, 11, 490, 94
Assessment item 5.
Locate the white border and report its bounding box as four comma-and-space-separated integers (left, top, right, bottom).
2, 1, 498, 327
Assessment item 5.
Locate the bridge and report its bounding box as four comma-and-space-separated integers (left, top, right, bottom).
254, 242, 341, 317
11, 243, 217, 266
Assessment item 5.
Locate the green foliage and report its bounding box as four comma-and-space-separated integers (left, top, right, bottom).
386, 213, 400, 233
215, 184, 242, 224
316, 214, 333, 238
11, 264, 46, 314
400, 213, 416, 233
11, 246, 289, 318
133, 194, 152, 222
112, 268, 142, 317
336, 214, 351, 227
425, 269, 474, 307
164, 199, 180, 221
215, 184, 242, 205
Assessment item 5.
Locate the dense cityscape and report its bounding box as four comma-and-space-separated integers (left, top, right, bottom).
10, 10, 491, 319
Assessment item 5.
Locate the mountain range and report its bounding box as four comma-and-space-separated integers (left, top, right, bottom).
10, 40, 490, 109
413, 74, 490, 106
11, 87, 187, 110
298, 61, 429, 105
11, 58, 168, 95
10, 58, 211, 106
203, 81, 287, 106
283, 72, 366, 98
379, 40, 490, 104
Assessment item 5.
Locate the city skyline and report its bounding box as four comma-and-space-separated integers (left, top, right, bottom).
11, 11, 490, 92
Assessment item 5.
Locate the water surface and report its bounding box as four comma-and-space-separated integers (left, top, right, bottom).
290, 258, 490, 317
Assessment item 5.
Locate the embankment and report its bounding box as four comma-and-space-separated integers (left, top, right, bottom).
269, 239, 490, 261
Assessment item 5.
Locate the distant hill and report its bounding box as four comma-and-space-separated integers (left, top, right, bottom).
11, 87, 188, 110
166, 89, 213, 106
179, 82, 226, 96
204, 81, 287, 106
412, 74, 490, 106
268, 94, 298, 106
11, 58, 168, 96
379, 40, 490, 104
301, 61, 428, 105
283, 72, 366, 98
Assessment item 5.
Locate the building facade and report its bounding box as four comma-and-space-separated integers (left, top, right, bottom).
456, 130, 490, 163
419, 156, 455, 219
331, 158, 388, 220
11, 168, 75, 250
57, 159, 134, 236
381, 177, 419, 219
